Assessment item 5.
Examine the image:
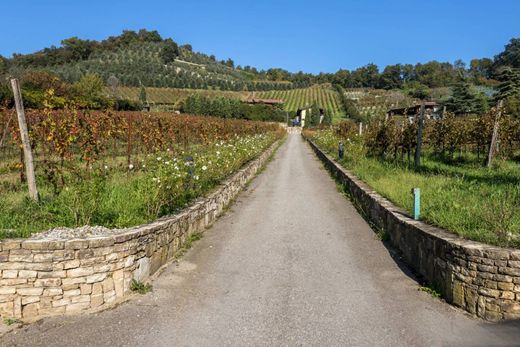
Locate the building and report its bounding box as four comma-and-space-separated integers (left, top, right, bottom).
386, 101, 441, 121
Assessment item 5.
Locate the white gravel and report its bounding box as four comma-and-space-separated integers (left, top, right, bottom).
30, 225, 120, 240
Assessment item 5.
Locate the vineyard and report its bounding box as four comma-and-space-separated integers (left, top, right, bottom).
0, 109, 284, 238
343, 88, 411, 119
109, 86, 248, 107
307, 112, 520, 248
255, 84, 344, 118
109, 84, 346, 121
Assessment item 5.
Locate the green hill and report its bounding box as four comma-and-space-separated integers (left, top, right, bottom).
5, 29, 295, 92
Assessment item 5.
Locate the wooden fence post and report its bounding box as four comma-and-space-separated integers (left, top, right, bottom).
486, 100, 503, 168
414, 101, 425, 169
10, 78, 39, 201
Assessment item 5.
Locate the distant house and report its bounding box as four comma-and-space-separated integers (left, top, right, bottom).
294, 106, 325, 127
387, 101, 441, 121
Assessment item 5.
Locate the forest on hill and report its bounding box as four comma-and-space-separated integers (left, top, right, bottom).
0, 29, 519, 119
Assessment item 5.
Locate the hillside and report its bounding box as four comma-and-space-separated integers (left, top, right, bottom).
5, 30, 295, 92
112, 84, 347, 119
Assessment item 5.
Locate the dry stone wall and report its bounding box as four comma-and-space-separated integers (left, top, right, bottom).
0, 141, 279, 321
307, 139, 520, 321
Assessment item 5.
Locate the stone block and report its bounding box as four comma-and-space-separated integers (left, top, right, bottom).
37, 271, 66, 279
500, 291, 515, 300
17, 287, 44, 296
92, 283, 103, 295
65, 240, 89, 250
497, 282, 514, 291
103, 290, 116, 303
88, 238, 114, 248
52, 298, 71, 307
63, 289, 81, 297
2, 270, 18, 279
452, 280, 465, 307
86, 273, 107, 284
0, 287, 16, 295
21, 296, 40, 305
71, 295, 90, 304
91, 294, 104, 308
67, 267, 94, 278
113, 270, 124, 297
80, 284, 92, 295
22, 240, 64, 250
22, 303, 39, 318
477, 264, 497, 273
52, 250, 75, 261
0, 302, 14, 317
499, 267, 520, 277
80, 256, 106, 266
65, 302, 90, 313
18, 270, 37, 279
43, 288, 63, 296
34, 278, 62, 287
92, 264, 111, 273
33, 253, 54, 262
24, 263, 54, 271
501, 302, 520, 313
101, 278, 114, 293
478, 288, 500, 298
9, 250, 34, 262
63, 260, 80, 269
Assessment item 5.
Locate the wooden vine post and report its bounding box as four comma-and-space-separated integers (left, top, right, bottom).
486, 100, 503, 168
10, 78, 39, 201
414, 101, 426, 169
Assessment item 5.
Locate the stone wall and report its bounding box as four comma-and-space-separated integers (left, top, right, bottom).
307, 139, 520, 321
0, 141, 279, 321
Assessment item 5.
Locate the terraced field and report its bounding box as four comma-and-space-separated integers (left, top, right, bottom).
108, 86, 248, 106
108, 84, 346, 119
344, 88, 410, 119
255, 84, 344, 117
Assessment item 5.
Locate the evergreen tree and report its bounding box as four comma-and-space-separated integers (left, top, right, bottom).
495, 67, 520, 116
445, 78, 486, 115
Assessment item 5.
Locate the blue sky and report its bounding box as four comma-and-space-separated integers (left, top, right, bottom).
1, 0, 518, 73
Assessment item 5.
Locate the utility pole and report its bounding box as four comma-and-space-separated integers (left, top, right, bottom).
486, 100, 503, 168
10, 78, 39, 201
414, 101, 425, 169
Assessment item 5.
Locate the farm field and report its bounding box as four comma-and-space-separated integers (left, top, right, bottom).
307, 119, 520, 248
343, 88, 411, 119
255, 84, 344, 119
108, 86, 249, 107
111, 84, 346, 121
0, 110, 284, 238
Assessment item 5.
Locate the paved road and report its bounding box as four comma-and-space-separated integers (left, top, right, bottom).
2, 133, 520, 347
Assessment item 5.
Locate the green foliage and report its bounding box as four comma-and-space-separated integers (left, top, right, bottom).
130, 279, 152, 294
181, 94, 285, 122
445, 78, 489, 115
419, 285, 441, 298
494, 38, 520, 70
160, 38, 179, 64
333, 84, 363, 121
3, 318, 21, 326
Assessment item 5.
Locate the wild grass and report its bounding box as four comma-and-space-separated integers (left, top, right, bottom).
0, 133, 280, 239
311, 130, 520, 248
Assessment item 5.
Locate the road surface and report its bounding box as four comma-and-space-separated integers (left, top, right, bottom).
2, 133, 520, 346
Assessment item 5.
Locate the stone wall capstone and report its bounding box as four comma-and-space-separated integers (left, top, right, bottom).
307, 139, 520, 321
0, 141, 279, 321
